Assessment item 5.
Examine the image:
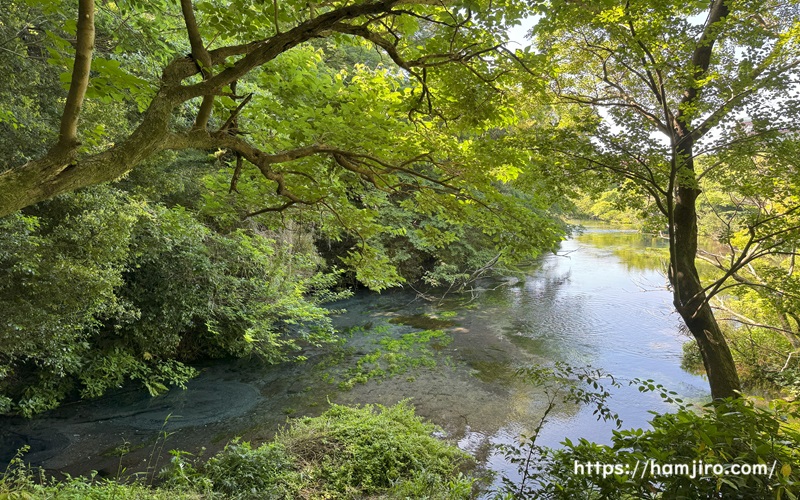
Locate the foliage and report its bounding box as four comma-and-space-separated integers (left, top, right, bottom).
0, 446, 198, 500
495, 362, 624, 498
683, 322, 800, 398
606, 169, 800, 395
0, 187, 143, 415
0, 401, 474, 499
538, 398, 800, 499
0, 0, 573, 417
497, 364, 800, 499
0, 186, 344, 416
516, 0, 800, 397
194, 41, 567, 290
3, 402, 474, 498
571, 189, 664, 233
164, 401, 475, 498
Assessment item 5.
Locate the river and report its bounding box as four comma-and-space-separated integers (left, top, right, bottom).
0, 224, 709, 490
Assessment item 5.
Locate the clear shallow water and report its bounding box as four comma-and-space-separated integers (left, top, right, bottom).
0, 225, 709, 487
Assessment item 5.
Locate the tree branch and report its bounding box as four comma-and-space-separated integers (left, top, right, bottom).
56, 0, 95, 154
180, 0, 215, 130
177, 0, 407, 100
674, 0, 729, 135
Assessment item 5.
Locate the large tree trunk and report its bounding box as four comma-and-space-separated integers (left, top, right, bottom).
671, 139, 741, 400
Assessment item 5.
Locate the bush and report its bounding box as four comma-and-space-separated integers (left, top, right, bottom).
0, 446, 198, 500
0, 186, 343, 416
513, 397, 800, 499
165, 401, 475, 498
3, 402, 474, 498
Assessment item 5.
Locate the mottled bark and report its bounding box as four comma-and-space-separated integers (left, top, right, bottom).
666, 0, 741, 400
179, 0, 215, 130
55, 0, 95, 153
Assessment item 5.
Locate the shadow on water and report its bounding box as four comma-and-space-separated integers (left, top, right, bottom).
0, 225, 709, 489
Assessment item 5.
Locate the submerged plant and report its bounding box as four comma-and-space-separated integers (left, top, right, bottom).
319, 324, 454, 391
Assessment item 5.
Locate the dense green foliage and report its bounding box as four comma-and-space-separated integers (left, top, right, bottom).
3, 0, 800, 496
496, 365, 800, 499
530, 398, 800, 499
0, 185, 343, 416
1, 402, 475, 499
186, 402, 473, 498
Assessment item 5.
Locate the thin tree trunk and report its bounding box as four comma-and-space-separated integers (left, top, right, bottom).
671, 138, 741, 400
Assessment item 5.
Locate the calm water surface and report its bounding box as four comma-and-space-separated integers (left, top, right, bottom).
0, 224, 709, 487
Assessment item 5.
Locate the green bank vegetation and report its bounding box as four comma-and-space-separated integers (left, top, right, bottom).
2, 402, 476, 499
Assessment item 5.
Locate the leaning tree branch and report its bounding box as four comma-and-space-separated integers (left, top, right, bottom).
164, 130, 463, 197
177, 0, 408, 100
0, 0, 482, 218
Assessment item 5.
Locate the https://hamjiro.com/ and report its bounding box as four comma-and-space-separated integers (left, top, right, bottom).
573, 460, 779, 479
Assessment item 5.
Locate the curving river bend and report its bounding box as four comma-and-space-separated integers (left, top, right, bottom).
0, 224, 709, 487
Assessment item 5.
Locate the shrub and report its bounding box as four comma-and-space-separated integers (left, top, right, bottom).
0, 187, 343, 416
165, 401, 475, 498
509, 397, 800, 499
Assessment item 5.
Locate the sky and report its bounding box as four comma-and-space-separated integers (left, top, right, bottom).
506, 15, 537, 47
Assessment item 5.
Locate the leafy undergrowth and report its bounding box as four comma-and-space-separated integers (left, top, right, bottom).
2, 402, 475, 499
496, 363, 800, 499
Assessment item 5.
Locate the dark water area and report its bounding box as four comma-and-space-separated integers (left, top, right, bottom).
0, 224, 709, 488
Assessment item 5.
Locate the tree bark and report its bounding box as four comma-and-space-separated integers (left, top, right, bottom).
179, 0, 215, 130
670, 137, 741, 400
55, 0, 95, 153
661, 0, 742, 400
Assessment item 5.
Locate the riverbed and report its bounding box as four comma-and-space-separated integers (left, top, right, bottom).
0, 224, 709, 489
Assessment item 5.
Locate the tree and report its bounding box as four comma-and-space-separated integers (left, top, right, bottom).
0, 0, 531, 216
1, 0, 566, 286
521, 0, 800, 399
0, 0, 571, 415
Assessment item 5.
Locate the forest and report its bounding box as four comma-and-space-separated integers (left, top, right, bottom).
1, 0, 800, 497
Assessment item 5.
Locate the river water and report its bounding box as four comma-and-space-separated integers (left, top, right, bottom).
0, 224, 709, 489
